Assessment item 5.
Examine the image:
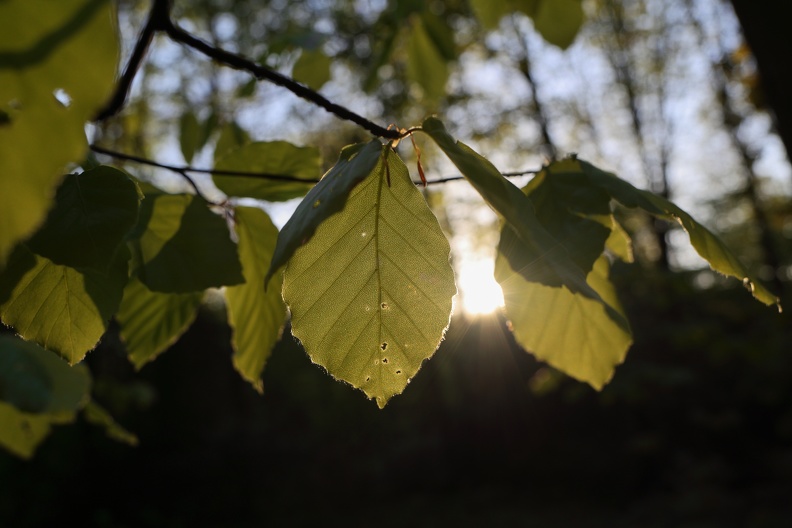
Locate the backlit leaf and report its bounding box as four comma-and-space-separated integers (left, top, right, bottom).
293, 49, 332, 90
213, 141, 319, 201
0, 402, 52, 459
83, 400, 138, 446
283, 150, 456, 408
0, 0, 119, 266
580, 159, 780, 309
214, 121, 250, 160
0, 244, 128, 364
470, 0, 584, 49
496, 253, 632, 389
421, 117, 601, 299
116, 277, 202, 369
266, 140, 383, 284
129, 193, 244, 293
406, 15, 449, 102
179, 110, 201, 163
226, 207, 287, 392
0, 335, 91, 416
26, 166, 140, 271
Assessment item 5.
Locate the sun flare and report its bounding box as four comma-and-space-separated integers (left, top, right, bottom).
457, 258, 505, 315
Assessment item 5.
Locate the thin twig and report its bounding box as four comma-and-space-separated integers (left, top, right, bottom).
90, 144, 321, 183
91, 144, 539, 188
162, 21, 403, 140
94, 0, 171, 121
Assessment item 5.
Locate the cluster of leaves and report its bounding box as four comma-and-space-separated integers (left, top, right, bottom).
0, 0, 778, 458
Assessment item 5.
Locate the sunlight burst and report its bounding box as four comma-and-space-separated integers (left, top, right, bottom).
457, 258, 505, 315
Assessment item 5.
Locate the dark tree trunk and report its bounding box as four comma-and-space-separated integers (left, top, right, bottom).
729, 1, 792, 164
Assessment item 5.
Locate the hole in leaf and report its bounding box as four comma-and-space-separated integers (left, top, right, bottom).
380, 302, 388, 309
53, 88, 72, 108
396, 370, 402, 375
312, 199, 321, 208
380, 343, 388, 351
382, 357, 388, 363
365, 376, 370, 382
361, 231, 367, 237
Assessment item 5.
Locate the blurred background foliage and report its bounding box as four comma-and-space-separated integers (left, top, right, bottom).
4, 0, 792, 525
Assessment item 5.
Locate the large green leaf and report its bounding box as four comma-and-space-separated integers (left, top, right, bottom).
213, 141, 319, 202
520, 158, 612, 276
406, 14, 449, 102
0, 0, 119, 266
0, 335, 90, 416
496, 250, 632, 389
129, 193, 244, 293
226, 207, 287, 392
421, 117, 600, 298
293, 49, 332, 90
283, 151, 456, 408
266, 140, 383, 284
0, 244, 128, 364
26, 166, 140, 271
579, 160, 780, 309
116, 277, 203, 369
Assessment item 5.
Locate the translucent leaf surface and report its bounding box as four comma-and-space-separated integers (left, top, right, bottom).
266, 140, 383, 283
520, 159, 612, 277
0, 244, 128, 364
129, 193, 244, 293
26, 166, 140, 271
116, 277, 202, 369
406, 15, 449, 102
496, 253, 632, 389
213, 141, 319, 201
0, 0, 119, 266
0, 335, 91, 416
214, 121, 250, 160
226, 207, 287, 392
421, 117, 600, 299
283, 151, 456, 407
293, 49, 331, 90
580, 160, 780, 309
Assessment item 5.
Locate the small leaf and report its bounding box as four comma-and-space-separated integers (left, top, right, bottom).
0, 0, 119, 266
129, 193, 244, 293
226, 207, 287, 392
406, 15, 449, 102
522, 0, 584, 49
26, 166, 141, 272
236, 78, 257, 98
179, 110, 201, 163
83, 400, 138, 446
214, 122, 250, 160
292, 49, 332, 90
0, 335, 91, 416
470, 0, 511, 29
213, 141, 319, 201
421, 117, 601, 299
496, 253, 632, 389
580, 159, 780, 309
0, 402, 52, 459
116, 277, 203, 369
266, 140, 383, 283
0, 244, 128, 364
283, 150, 456, 408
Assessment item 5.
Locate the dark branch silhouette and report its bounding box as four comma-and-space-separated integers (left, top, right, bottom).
90, 145, 539, 187
93, 0, 403, 140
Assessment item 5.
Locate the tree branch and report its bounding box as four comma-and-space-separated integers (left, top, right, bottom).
90, 145, 539, 187
93, 0, 171, 121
